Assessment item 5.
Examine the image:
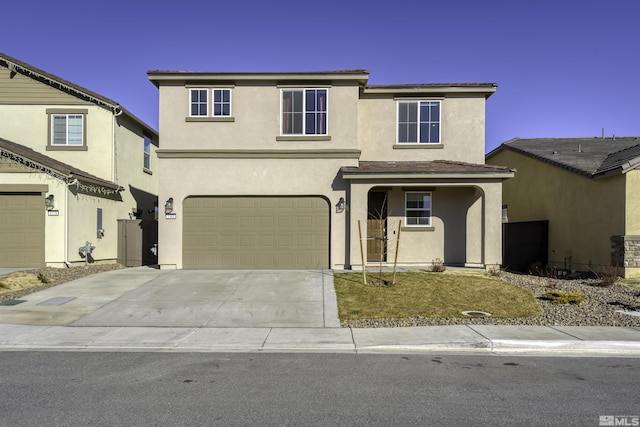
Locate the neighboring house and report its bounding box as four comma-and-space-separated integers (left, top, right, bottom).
486, 137, 640, 278
0, 53, 159, 268
148, 69, 513, 270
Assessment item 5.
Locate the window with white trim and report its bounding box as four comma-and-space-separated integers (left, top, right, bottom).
398, 100, 440, 144
281, 89, 327, 135
405, 192, 432, 226
52, 114, 84, 146
189, 88, 232, 117
213, 89, 231, 116
143, 135, 151, 170
190, 89, 208, 116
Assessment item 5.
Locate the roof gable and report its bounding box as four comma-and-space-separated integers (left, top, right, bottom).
0, 52, 157, 137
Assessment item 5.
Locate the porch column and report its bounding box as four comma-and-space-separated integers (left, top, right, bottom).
482, 182, 503, 267
348, 181, 372, 270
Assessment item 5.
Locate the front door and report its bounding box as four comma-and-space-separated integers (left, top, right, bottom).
367, 192, 387, 263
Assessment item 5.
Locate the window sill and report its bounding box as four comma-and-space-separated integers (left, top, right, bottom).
394, 143, 443, 149
143, 168, 153, 175
46, 145, 88, 151
276, 135, 332, 142
401, 226, 435, 232
185, 117, 235, 122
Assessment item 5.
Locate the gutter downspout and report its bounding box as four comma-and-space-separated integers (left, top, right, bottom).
112, 106, 123, 183
64, 179, 79, 267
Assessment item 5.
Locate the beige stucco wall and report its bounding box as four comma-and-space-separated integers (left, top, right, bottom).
0, 104, 116, 180
158, 83, 359, 150
347, 180, 503, 269
114, 116, 159, 221
66, 190, 122, 265
488, 150, 626, 271
157, 157, 355, 269
357, 94, 487, 164
625, 170, 640, 234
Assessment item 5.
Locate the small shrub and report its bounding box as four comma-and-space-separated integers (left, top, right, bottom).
37, 273, 49, 284
429, 258, 446, 273
592, 265, 620, 287
528, 261, 545, 276
544, 289, 583, 305
486, 266, 502, 277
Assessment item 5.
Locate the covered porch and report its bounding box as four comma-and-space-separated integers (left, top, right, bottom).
340, 161, 514, 270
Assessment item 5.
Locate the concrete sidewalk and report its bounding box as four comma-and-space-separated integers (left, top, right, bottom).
1, 266, 640, 355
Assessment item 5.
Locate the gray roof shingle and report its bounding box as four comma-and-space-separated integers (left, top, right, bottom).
0, 137, 122, 192
341, 160, 512, 176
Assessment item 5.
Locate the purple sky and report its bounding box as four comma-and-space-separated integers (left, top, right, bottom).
3, 0, 638, 153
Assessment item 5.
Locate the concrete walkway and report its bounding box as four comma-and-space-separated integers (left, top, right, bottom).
1, 266, 640, 355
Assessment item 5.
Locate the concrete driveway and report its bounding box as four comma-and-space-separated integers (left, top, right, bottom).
69, 269, 340, 328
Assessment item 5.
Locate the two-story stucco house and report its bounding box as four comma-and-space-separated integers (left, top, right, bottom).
148, 69, 512, 270
0, 53, 159, 268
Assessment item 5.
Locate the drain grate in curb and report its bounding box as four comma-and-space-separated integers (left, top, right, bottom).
462, 310, 492, 317
38, 297, 76, 306
0, 299, 27, 306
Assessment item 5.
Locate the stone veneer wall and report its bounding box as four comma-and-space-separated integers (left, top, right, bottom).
611, 235, 640, 267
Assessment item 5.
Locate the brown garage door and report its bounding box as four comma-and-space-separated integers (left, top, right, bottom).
0, 193, 45, 267
183, 196, 329, 269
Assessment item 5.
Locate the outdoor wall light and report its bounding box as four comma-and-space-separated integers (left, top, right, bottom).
336, 197, 345, 213
45, 194, 54, 210
164, 197, 174, 214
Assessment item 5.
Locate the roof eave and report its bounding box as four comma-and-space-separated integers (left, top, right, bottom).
363, 85, 497, 98
148, 70, 370, 87
342, 172, 515, 180
594, 156, 640, 179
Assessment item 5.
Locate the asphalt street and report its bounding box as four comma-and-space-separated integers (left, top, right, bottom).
0, 352, 638, 426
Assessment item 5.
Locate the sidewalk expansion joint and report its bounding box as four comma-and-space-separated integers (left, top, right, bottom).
261, 328, 273, 349
549, 326, 584, 341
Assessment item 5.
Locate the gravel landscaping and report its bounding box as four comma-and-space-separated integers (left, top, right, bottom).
342, 271, 640, 328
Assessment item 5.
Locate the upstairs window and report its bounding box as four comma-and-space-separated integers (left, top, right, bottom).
190, 89, 208, 116
213, 89, 231, 116
143, 135, 151, 171
282, 89, 327, 135
52, 114, 84, 146
405, 192, 432, 226
189, 88, 232, 118
398, 100, 440, 144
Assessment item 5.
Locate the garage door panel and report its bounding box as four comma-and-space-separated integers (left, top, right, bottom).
221, 199, 237, 209
222, 216, 237, 227
183, 196, 329, 269
277, 235, 293, 248
238, 235, 255, 247
239, 217, 255, 227
297, 235, 313, 247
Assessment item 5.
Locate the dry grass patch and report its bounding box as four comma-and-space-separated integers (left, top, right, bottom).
621, 278, 640, 291
0, 264, 125, 303
334, 271, 542, 320
0, 272, 43, 294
